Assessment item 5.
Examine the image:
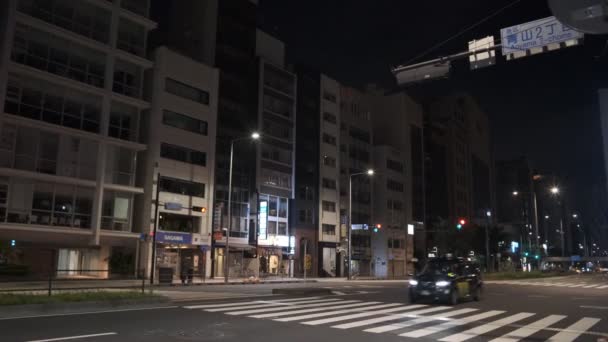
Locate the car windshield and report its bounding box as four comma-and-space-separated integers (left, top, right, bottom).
421, 261, 458, 276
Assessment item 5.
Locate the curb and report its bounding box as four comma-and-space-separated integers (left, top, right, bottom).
0, 297, 171, 319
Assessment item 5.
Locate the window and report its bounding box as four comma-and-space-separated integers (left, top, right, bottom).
278, 222, 287, 235
160, 143, 206, 166
117, 18, 145, 56
387, 179, 404, 192
113, 60, 141, 98
349, 126, 370, 144
101, 191, 132, 231
5, 79, 101, 134
267, 221, 277, 235
159, 212, 197, 233
386, 159, 404, 173
298, 209, 313, 223
322, 133, 336, 146
322, 201, 336, 212
269, 196, 278, 216
159, 176, 205, 197
298, 187, 314, 200
388, 239, 403, 249
166, 78, 209, 105
387, 199, 403, 210
105, 145, 135, 185
279, 197, 287, 218
322, 224, 336, 235
323, 91, 337, 103
162, 110, 208, 135
323, 156, 336, 168
109, 103, 138, 141
323, 112, 337, 124
322, 178, 336, 190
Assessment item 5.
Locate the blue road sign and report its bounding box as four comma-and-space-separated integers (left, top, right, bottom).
164, 202, 182, 211
500, 16, 583, 56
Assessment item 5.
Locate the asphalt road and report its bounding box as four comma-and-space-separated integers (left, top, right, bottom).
2, 274, 608, 342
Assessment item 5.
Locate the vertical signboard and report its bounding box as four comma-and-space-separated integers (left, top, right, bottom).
259, 200, 268, 240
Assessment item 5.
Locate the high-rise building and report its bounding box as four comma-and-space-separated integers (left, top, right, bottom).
135, 46, 219, 281
422, 93, 494, 257
150, 0, 297, 278
292, 69, 342, 277
0, 0, 156, 276
339, 86, 374, 277
369, 88, 424, 276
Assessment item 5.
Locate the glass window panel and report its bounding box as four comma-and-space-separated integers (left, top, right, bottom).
32, 183, 53, 210
269, 196, 277, 216
113, 196, 129, 219
279, 198, 287, 218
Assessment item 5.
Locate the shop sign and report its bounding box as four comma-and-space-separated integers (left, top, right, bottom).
156, 231, 192, 244
259, 200, 268, 239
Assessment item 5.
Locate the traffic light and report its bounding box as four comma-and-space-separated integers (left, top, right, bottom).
524, 252, 529, 257
192, 206, 207, 213
373, 224, 381, 233
456, 218, 466, 230
534, 254, 540, 260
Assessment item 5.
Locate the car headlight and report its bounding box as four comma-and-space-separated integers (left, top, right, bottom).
435, 280, 450, 287
409, 280, 418, 286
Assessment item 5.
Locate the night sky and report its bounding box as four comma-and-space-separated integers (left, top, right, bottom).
259, 0, 608, 219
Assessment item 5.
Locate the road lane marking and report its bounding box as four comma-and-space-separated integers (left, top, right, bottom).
364, 308, 477, 334
205, 298, 338, 312
301, 304, 427, 325
546, 317, 601, 341
225, 299, 352, 315
527, 295, 549, 298
0, 306, 178, 321
275, 303, 405, 322
580, 305, 608, 310
331, 291, 346, 295
597, 285, 608, 289
439, 312, 535, 342
332, 306, 452, 329
401, 310, 505, 338
26, 332, 117, 342
489, 315, 566, 342
582, 284, 599, 288
250, 301, 381, 318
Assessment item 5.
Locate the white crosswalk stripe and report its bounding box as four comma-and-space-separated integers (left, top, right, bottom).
546, 317, 601, 341
274, 303, 405, 322
364, 308, 477, 334
486, 280, 608, 289
598, 285, 608, 289
251, 301, 383, 319
439, 312, 535, 342
205, 298, 335, 312
301, 304, 427, 326
331, 306, 452, 329
183, 296, 604, 341
489, 315, 566, 342
400, 310, 506, 338
224, 299, 354, 315
183, 296, 321, 309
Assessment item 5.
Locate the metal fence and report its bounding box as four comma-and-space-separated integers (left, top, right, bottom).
0, 269, 147, 296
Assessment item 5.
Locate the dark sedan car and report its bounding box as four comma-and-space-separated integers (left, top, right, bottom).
409, 257, 482, 305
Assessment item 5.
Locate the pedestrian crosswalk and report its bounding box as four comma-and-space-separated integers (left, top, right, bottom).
485, 279, 608, 289
183, 297, 604, 341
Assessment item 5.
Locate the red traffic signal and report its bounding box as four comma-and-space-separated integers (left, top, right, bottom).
458, 218, 466, 226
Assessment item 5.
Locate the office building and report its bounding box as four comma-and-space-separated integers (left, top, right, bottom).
292, 70, 341, 277
339, 86, 374, 277
369, 88, 424, 275
0, 0, 156, 277
135, 46, 219, 281
422, 93, 494, 258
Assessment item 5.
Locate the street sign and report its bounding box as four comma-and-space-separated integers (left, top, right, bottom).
500, 16, 584, 60
164, 202, 182, 211
468, 36, 496, 69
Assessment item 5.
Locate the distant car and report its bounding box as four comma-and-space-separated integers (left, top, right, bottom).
408, 257, 482, 305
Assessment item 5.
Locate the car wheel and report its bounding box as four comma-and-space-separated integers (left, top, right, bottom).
409, 292, 417, 304
448, 289, 459, 305
473, 286, 481, 301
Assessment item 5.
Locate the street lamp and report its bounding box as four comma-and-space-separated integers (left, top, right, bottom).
348, 168, 374, 280
572, 213, 578, 219
550, 186, 559, 194
225, 132, 260, 284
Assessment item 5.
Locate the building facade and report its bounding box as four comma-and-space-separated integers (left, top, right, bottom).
339, 86, 374, 277
0, 0, 156, 277
135, 46, 219, 281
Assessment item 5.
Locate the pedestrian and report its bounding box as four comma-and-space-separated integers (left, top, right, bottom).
180, 266, 187, 285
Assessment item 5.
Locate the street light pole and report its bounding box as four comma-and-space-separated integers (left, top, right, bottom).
347, 169, 374, 281
532, 191, 540, 252
224, 133, 260, 284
